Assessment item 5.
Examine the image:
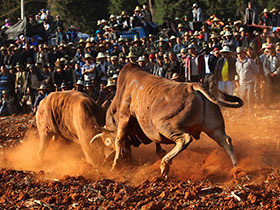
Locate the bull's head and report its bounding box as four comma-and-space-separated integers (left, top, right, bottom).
91, 126, 116, 150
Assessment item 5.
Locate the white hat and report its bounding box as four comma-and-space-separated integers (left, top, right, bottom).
220, 46, 232, 53
96, 52, 106, 59
137, 56, 145, 62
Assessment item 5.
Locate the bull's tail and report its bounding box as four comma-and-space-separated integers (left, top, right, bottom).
192, 83, 243, 108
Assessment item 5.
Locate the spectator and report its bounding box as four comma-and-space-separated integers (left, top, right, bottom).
192, 3, 203, 22
0, 90, 15, 116
271, 8, 280, 27
82, 54, 97, 83
235, 46, 258, 111
244, 2, 258, 25
261, 8, 271, 26
184, 44, 204, 82
214, 46, 236, 95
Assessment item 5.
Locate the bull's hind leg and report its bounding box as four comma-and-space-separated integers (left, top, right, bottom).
38, 132, 53, 162
160, 133, 193, 177
206, 129, 237, 166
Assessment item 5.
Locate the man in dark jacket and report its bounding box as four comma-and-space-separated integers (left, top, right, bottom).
165, 51, 182, 80
214, 46, 236, 95
244, 2, 258, 25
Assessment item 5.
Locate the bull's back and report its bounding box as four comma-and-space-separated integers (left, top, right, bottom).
114, 64, 205, 141
36, 91, 105, 141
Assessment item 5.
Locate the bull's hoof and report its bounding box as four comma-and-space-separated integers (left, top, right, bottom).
160, 161, 170, 178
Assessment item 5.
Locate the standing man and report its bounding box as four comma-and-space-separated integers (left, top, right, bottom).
192, 3, 203, 22
235, 47, 258, 111
214, 46, 236, 95
184, 45, 204, 82
244, 2, 258, 25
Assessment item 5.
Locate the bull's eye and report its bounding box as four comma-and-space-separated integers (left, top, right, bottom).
105, 138, 111, 146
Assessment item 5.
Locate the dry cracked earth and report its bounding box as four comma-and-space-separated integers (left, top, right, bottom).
1, 104, 280, 209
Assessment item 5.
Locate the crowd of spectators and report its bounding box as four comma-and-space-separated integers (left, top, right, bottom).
0, 2, 280, 116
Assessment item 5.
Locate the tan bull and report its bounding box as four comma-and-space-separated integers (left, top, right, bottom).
91, 63, 243, 177
36, 90, 112, 166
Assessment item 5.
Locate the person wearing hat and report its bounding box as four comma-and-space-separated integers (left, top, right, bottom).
127, 52, 137, 63
107, 55, 121, 78
200, 46, 218, 95
244, 2, 258, 25
33, 84, 48, 113
96, 52, 110, 83
222, 31, 238, 52
15, 63, 27, 101
0, 90, 15, 116
209, 33, 221, 50
214, 46, 236, 95
0, 65, 13, 97
132, 6, 142, 28
129, 39, 143, 58
82, 53, 97, 83
184, 44, 204, 82
137, 56, 149, 72
36, 44, 49, 67
235, 46, 258, 111
52, 64, 67, 91
263, 43, 279, 106
261, 8, 272, 26
152, 55, 166, 77
192, 3, 203, 22
27, 64, 43, 106
246, 46, 264, 102
271, 8, 279, 27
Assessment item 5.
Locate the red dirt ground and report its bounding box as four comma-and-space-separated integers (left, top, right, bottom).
1, 104, 280, 209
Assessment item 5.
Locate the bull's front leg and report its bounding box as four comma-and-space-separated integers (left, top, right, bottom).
160, 133, 193, 178
38, 131, 53, 162
112, 121, 130, 170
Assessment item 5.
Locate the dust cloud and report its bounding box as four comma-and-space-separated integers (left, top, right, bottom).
0, 105, 280, 185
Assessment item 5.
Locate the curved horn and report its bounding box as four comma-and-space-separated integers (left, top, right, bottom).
90, 133, 103, 144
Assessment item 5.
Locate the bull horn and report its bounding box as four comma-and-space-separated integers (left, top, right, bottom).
90, 133, 103, 144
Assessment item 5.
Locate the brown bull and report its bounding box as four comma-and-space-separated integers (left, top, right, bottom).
36, 90, 113, 166
91, 63, 243, 177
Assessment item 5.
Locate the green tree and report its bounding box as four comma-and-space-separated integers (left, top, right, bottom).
108, 0, 139, 16
49, 0, 109, 34
0, 0, 46, 26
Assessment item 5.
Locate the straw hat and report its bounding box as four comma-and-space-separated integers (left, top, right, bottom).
137, 56, 145, 62
236, 46, 244, 54
171, 73, 179, 80
127, 52, 136, 58
83, 53, 93, 61
112, 74, 118, 79
271, 8, 279, 13
105, 80, 116, 89
263, 8, 269, 13
74, 80, 84, 87
210, 33, 219, 39
219, 46, 232, 53
37, 84, 48, 91
177, 23, 183, 28
224, 31, 232, 37
96, 52, 106, 59
134, 6, 141, 11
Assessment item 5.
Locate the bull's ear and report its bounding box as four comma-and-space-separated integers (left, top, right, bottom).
90, 133, 103, 144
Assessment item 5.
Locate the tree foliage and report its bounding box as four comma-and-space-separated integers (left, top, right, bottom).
0, 0, 279, 33
49, 0, 109, 34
